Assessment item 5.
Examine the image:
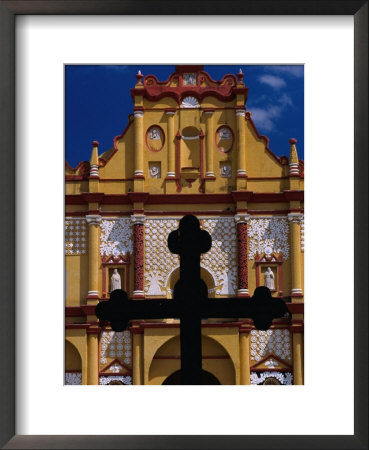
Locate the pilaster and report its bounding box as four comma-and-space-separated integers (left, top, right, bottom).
236, 109, 247, 190
86, 214, 102, 303
235, 213, 250, 297
288, 213, 304, 300
131, 215, 146, 298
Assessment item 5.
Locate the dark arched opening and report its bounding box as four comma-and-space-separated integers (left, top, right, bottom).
162, 369, 221, 385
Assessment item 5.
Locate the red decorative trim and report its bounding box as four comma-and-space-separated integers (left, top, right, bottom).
215, 125, 234, 154
153, 355, 230, 360
247, 210, 289, 215
65, 307, 85, 317
289, 138, 298, 145
133, 223, 144, 295
175, 131, 182, 192
102, 254, 131, 298
251, 367, 292, 373
66, 192, 303, 207
65, 324, 89, 330
82, 193, 105, 204
283, 190, 304, 201
87, 327, 101, 335
80, 305, 99, 315
99, 357, 132, 374
199, 130, 205, 193
250, 353, 293, 370
145, 124, 165, 152
245, 111, 282, 165
92, 140, 99, 147
144, 210, 234, 216
255, 252, 283, 294
231, 191, 253, 202
88, 209, 99, 215
131, 68, 247, 105
127, 192, 150, 204
147, 194, 233, 204
98, 120, 133, 168
237, 222, 248, 295
100, 178, 134, 182
287, 303, 304, 314
65, 175, 84, 181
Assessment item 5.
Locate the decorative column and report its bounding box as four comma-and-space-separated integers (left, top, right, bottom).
235, 213, 250, 297
291, 321, 304, 385
166, 110, 176, 177
86, 214, 102, 300
87, 327, 99, 385
288, 213, 303, 298
239, 322, 252, 385
131, 214, 146, 298
132, 329, 143, 385
204, 109, 215, 177
236, 109, 247, 189
133, 109, 144, 191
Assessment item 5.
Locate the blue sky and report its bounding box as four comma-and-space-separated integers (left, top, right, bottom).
65, 65, 304, 168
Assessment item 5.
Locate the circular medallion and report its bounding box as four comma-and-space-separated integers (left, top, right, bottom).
215, 126, 234, 153
146, 126, 165, 152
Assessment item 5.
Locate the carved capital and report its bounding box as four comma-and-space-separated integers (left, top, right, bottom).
85, 215, 102, 226
288, 213, 304, 224
236, 109, 246, 117
134, 110, 144, 118
130, 214, 146, 225
234, 213, 250, 224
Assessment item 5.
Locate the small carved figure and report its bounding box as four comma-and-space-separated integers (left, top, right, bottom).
264, 267, 275, 290
220, 165, 232, 178
149, 128, 160, 140
111, 268, 121, 291
149, 165, 160, 178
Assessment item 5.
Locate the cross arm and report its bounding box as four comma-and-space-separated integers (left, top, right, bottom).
199, 297, 290, 330
95, 290, 180, 331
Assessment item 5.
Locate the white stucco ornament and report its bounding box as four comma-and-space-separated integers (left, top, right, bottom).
248, 217, 290, 260
180, 96, 200, 108
100, 218, 133, 257
65, 218, 87, 255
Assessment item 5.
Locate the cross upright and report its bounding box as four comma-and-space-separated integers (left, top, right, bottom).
96, 214, 290, 385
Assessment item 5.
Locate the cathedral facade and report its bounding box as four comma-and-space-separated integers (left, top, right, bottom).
65, 65, 304, 385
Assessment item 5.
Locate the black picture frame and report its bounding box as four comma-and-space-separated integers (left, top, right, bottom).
0, 1, 367, 449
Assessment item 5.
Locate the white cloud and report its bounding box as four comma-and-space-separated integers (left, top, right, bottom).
259, 74, 286, 89
279, 93, 294, 108
249, 105, 282, 132
269, 65, 304, 78
248, 94, 295, 132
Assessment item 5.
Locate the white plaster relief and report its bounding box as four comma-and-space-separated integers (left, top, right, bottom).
250, 371, 293, 385
180, 96, 200, 108
65, 372, 82, 385
201, 218, 238, 295
248, 217, 289, 260
144, 219, 180, 296
65, 218, 87, 255
100, 218, 133, 257
99, 376, 132, 385
100, 330, 132, 367
250, 329, 292, 362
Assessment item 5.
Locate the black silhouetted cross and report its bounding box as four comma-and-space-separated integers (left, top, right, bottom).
96, 215, 289, 385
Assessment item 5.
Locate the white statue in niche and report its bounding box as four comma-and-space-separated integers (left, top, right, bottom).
110, 269, 121, 291
149, 128, 161, 140
149, 165, 160, 178
146, 271, 165, 296
264, 267, 275, 290
218, 269, 236, 295
220, 165, 232, 178
183, 73, 196, 85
